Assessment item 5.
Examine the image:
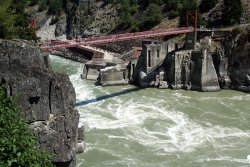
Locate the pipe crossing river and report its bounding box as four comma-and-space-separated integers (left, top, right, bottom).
49, 55, 250, 167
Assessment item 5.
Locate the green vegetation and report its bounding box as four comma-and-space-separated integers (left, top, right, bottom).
0, 0, 245, 38
0, 0, 66, 39
199, 0, 218, 13
0, 85, 54, 167
140, 3, 163, 30
120, 0, 164, 31
0, 0, 37, 39
29, 0, 65, 15
222, 0, 243, 25
47, 0, 64, 15
232, 26, 243, 37
120, 0, 135, 27
178, 0, 197, 27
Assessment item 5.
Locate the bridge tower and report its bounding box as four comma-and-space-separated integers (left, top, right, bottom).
185, 10, 198, 49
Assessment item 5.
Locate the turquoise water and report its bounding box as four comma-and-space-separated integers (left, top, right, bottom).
49, 55, 250, 167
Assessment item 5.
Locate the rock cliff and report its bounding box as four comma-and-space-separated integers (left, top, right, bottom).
55, 0, 120, 39
223, 28, 250, 92
0, 39, 82, 167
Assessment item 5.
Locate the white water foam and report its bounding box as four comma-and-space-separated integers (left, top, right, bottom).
197, 156, 250, 164
70, 66, 96, 102
77, 91, 250, 153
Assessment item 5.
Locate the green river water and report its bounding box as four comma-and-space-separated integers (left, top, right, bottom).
49, 55, 250, 167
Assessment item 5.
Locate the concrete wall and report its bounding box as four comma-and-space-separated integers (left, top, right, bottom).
167, 51, 192, 89
82, 63, 106, 80
98, 67, 128, 86
145, 44, 166, 74
132, 38, 221, 92
191, 47, 220, 92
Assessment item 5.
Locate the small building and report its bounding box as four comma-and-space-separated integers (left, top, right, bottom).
81, 46, 114, 80
96, 47, 142, 86
132, 38, 222, 92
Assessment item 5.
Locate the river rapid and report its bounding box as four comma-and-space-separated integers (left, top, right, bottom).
49, 55, 250, 167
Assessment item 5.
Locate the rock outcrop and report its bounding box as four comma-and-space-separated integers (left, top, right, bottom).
61, 0, 120, 39
0, 39, 82, 167
202, 0, 250, 26
223, 29, 250, 92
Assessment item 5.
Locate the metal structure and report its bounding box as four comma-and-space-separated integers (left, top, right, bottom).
40, 11, 199, 51
186, 10, 198, 32
40, 27, 195, 50
186, 10, 198, 48
33, 19, 37, 35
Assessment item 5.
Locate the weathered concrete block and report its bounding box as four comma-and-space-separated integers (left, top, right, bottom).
191, 38, 220, 92
98, 66, 129, 86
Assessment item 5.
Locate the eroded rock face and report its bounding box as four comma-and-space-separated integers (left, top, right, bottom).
0, 39, 80, 167
63, 0, 120, 39
223, 30, 250, 92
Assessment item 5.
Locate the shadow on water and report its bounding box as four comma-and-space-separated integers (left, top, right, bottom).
75, 87, 143, 106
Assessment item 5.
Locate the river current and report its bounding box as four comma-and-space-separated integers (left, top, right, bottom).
49, 55, 250, 167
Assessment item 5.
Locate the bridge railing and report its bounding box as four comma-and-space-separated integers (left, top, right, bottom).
39, 27, 196, 50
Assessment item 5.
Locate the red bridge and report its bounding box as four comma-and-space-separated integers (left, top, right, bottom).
39, 27, 201, 51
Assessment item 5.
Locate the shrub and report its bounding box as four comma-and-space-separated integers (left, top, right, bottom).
199, 0, 218, 13
222, 0, 243, 25
0, 0, 16, 39
120, 0, 138, 27
0, 85, 54, 167
169, 10, 179, 19
131, 23, 140, 32
38, 0, 47, 12
0, 0, 37, 40
142, 3, 163, 28
48, 0, 63, 15
232, 26, 242, 36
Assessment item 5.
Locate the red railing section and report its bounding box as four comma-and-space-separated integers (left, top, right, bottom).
40, 27, 196, 50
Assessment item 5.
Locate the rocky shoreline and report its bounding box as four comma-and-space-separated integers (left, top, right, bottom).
0, 39, 84, 167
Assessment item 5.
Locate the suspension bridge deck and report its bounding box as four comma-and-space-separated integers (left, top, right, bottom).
40, 27, 210, 51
